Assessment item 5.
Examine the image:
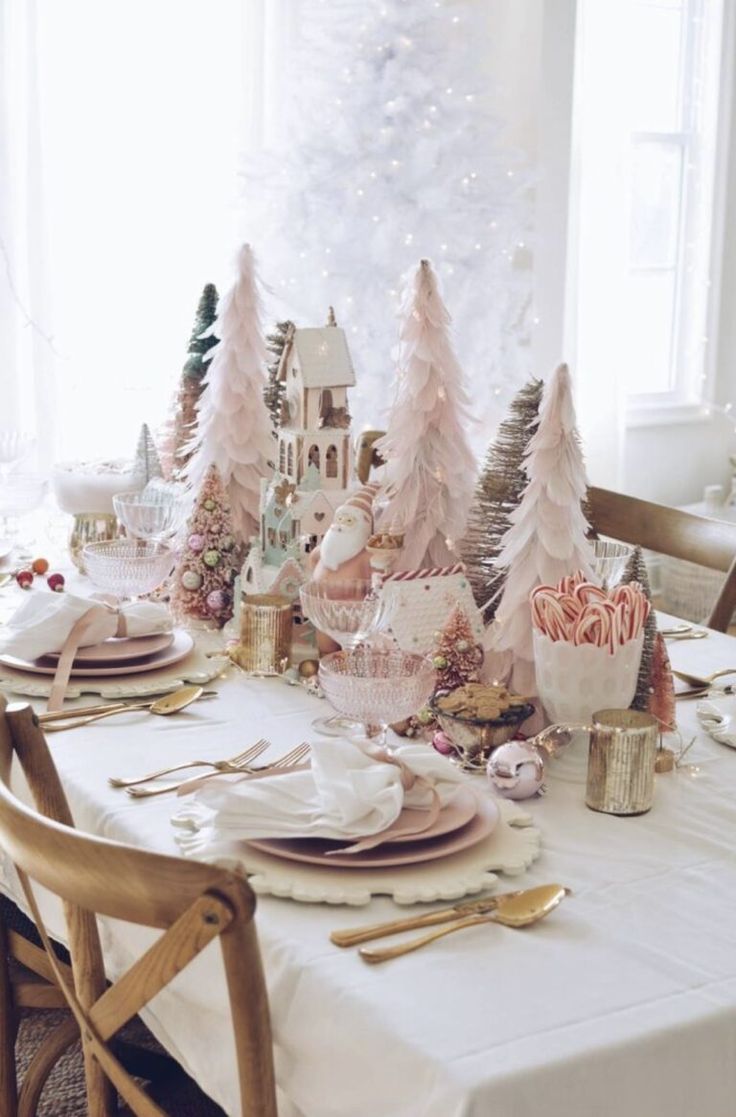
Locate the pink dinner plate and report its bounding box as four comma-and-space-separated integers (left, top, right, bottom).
41, 632, 174, 666
246, 791, 498, 869
0, 630, 194, 678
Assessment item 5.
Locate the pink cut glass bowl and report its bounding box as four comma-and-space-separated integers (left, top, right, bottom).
319, 649, 436, 744
83, 540, 175, 599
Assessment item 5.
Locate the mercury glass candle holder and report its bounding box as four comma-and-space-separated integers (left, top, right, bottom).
319, 649, 436, 746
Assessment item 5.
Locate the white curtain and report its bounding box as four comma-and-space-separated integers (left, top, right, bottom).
0, 0, 56, 469
0, 0, 297, 467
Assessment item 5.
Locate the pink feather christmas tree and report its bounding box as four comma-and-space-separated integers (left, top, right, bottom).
170, 464, 239, 626
375, 259, 476, 569
186, 244, 274, 546
489, 363, 595, 694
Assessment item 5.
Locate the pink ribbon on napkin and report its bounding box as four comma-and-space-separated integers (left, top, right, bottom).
47, 603, 129, 713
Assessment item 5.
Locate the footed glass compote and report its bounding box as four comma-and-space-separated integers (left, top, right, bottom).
319, 649, 436, 747
299, 579, 387, 736
83, 540, 175, 600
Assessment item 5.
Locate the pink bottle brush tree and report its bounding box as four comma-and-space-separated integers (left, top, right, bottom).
170, 464, 239, 626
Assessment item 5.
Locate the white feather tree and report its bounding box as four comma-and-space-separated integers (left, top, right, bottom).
490, 363, 595, 693
375, 259, 476, 569
186, 244, 274, 545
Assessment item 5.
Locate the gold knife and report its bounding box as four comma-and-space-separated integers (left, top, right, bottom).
330, 889, 525, 948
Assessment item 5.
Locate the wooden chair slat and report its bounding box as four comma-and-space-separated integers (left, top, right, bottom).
587, 486, 736, 632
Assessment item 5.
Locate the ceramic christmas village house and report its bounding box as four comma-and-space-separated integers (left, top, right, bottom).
240, 317, 358, 604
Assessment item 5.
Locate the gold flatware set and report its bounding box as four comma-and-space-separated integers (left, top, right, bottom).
331, 884, 571, 963
40, 685, 216, 731
119, 741, 311, 799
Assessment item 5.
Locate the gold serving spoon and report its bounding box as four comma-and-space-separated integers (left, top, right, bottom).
672, 667, 736, 691
43, 685, 205, 732
359, 884, 571, 964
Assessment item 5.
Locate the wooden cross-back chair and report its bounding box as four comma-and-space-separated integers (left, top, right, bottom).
587, 486, 736, 631
0, 696, 277, 1117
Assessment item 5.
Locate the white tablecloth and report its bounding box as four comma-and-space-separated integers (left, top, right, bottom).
2, 612, 736, 1117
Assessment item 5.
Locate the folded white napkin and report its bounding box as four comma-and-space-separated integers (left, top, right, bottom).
697, 698, 736, 749
0, 592, 172, 661
172, 738, 467, 857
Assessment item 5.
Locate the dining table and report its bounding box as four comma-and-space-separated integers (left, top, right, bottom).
1, 590, 736, 1117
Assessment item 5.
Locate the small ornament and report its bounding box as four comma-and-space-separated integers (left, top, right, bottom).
206, 589, 227, 613
456, 639, 470, 652
298, 659, 319, 679
16, 570, 33, 590
181, 569, 203, 591
433, 654, 448, 670
31, 557, 49, 575
415, 706, 434, 726
220, 534, 235, 551
46, 572, 66, 593
391, 718, 412, 737
487, 741, 545, 800
432, 730, 456, 756
203, 499, 216, 512
203, 549, 220, 568
655, 747, 676, 774
188, 533, 205, 553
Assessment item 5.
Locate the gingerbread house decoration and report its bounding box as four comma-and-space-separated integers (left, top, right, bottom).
241, 310, 359, 597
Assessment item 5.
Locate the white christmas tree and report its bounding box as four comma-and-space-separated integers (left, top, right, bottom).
242, 0, 532, 444
186, 244, 274, 545
375, 259, 476, 569
490, 363, 595, 693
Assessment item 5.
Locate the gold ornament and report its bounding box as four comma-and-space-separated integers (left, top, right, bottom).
298, 658, 319, 679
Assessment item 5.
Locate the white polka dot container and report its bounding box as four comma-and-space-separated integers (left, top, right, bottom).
532, 628, 644, 725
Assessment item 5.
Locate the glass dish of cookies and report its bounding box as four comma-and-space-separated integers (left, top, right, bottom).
430, 683, 535, 771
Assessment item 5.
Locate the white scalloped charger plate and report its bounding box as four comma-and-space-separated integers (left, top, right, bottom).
0, 630, 193, 677
246, 793, 498, 869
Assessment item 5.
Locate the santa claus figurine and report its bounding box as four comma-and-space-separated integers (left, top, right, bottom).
310, 483, 379, 584
307, 483, 380, 655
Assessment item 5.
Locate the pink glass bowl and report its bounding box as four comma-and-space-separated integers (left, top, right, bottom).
319, 649, 436, 731
83, 540, 175, 598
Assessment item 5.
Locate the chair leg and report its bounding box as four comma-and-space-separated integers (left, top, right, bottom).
17, 1016, 80, 1117
0, 916, 19, 1117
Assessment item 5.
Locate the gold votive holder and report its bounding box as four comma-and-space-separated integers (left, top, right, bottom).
586, 708, 659, 816
234, 593, 292, 676
69, 512, 121, 574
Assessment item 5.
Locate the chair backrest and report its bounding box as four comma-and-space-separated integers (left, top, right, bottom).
587, 486, 736, 631
0, 697, 277, 1117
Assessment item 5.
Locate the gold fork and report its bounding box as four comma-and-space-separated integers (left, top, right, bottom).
109, 739, 269, 789
126, 742, 311, 799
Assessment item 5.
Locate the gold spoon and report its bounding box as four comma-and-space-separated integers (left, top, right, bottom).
43, 685, 205, 732
359, 884, 571, 964
672, 667, 736, 690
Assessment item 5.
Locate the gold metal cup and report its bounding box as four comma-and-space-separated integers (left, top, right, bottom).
69, 513, 120, 574
586, 708, 659, 815
234, 593, 293, 676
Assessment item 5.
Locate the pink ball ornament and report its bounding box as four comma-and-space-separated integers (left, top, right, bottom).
206, 589, 227, 614
486, 741, 545, 800
188, 533, 205, 553
432, 730, 457, 757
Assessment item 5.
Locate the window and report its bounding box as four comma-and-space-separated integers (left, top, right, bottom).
571, 0, 728, 412
308, 444, 320, 469
287, 444, 294, 475
325, 444, 338, 478
279, 441, 286, 473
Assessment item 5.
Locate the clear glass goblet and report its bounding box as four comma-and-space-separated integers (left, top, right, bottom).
299, 579, 384, 736
0, 473, 47, 540
591, 539, 633, 588
113, 488, 190, 542
319, 648, 436, 747
83, 540, 175, 600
